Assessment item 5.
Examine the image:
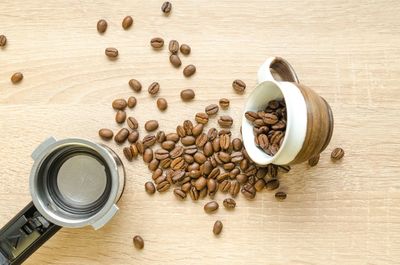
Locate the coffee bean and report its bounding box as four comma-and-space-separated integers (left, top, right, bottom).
122, 16, 133, 29
254, 179, 266, 192
175, 125, 185, 138
180, 44, 191, 55
160, 140, 174, 151
180, 89, 195, 101
218, 152, 231, 163
231, 152, 244, 164
187, 163, 200, 172
241, 183, 256, 199
195, 133, 208, 148
220, 180, 231, 192
170, 146, 184, 159
148, 159, 159, 171
256, 168, 268, 179
236, 174, 248, 184
239, 159, 249, 171
272, 120, 286, 130
195, 177, 207, 190
156, 180, 170, 192
165, 133, 179, 143
127, 96, 137, 108
232, 138, 242, 151
181, 182, 191, 193
195, 113, 209, 124
188, 186, 199, 200
207, 178, 217, 196
205, 104, 219, 115
183, 120, 193, 136
156, 131, 166, 143
275, 191, 287, 201
133, 235, 144, 249
181, 136, 195, 146
168, 40, 179, 54
223, 198, 236, 209
143, 148, 153, 163
266, 179, 280, 190
99, 128, 113, 140
268, 164, 279, 178
105, 47, 118, 58
150, 37, 164, 48
212, 138, 221, 153
192, 124, 204, 137
204, 201, 219, 213
245, 111, 259, 123
152, 168, 163, 180
188, 169, 201, 179
97, 19, 107, 33
143, 135, 157, 147
331, 147, 345, 161
171, 157, 185, 170
229, 180, 240, 197
114, 128, 129, 144
169, 54, 182, 67
184, 145, 198, 155
201, 160, 213, 175
161, 1, 172, 13
11, 72, 23, 84
145, 182, 156, 194
115, 110, 126, 124
232, 79, 246, 93
278, 165, 291, 173
130, 144, 139, 158
219, 98, 230, 109
220, 134, 230, 150
218, 115, 233, 128
174, 188, 186, 200
155, 149, 169, 160
129, 79, 142, 92
213, 220, 223, 235
112, 99, 127, 110
148, 82, 160, 96
183, 64, 196, 77
145, 120, 159, 132
244, 165, 257, 176
123, 147, 133, 161
203, 142, 214, 157
263, 113, 279, 125
194, 152, 206, 164
127, 117, 139, 129
230, 168, 240, 179
257, 134, 269, 151
0, 35, 7, 46
155, 175, 167, 185
208, 168, 220, 179
308, 154, 320, 166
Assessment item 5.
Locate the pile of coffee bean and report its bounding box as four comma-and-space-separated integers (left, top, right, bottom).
245, 98, 286, 156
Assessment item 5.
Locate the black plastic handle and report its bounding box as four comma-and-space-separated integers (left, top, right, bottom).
0, 202, 61, 265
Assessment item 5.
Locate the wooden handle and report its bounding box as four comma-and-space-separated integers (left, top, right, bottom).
257, 57, 300, 84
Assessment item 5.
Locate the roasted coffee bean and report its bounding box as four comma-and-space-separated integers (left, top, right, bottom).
130, 144, 139, 158
272, 120, 286, 130
180, 44, 191, 55
156, 131, 166, 143
105, 47, 118, 58
148, 82, 160, 96
231, 138, 242, 151
152, 168, 163, 180
278, 165, 291, 173
97, 19, 107, 33
123, 147, 133, 161
271, 131, 284, 145
143, 135, 157, 147
191, 124, 204, 137
155, 175, 167, 185
213, 220, 223, 235
239, 159, 249, 171
127, 96, 137, 109
223, 198, 236, 209
176, 125, 186, 138
200, 160, 213, 175
195, 113, 208, 124
247, 175, 256, 185
122, 15, 133, 29
220, 134, 230, 150
194, 152, 206, 164
308, 154, 320, 167
266, 179, 280, 190
195, 133, 208, 148
263, 113, 279, 125
114, 128, 129, 143
236, 174, 248, 184
156, 180, 170, 192
195, 177, 207, 190
174, 188, 186, 200
156, 98, 168, 111
171, 157, 185, 170
214, 153, 224, 165
10, 72, 23, 84
145, 182, 156, 195
182, 155, 193, 164
245, 111, 259, 122
166, 133, 180, 142
183, 120, 193, 136
218, 129, 231, 136
268, 99, 281, 109
230, 168, 240, 179
187, 162, 200, 172
143, 148, 153, 163
230, 152, 244, 164
155, 149, 170, 160
183, 64, 196, 77
209, 156, 218, 167
257, 134, 269, 150
145, 120, 159, 132
161, 140, 175, 151
129, 79, 142, 92
136, 141, 144, 156
205, 104, 219, 115
254, 179, 266, 191
268, 164, 278, 178
207, 178, 217, 194
223, 162, 235, 171
181, 182, 191, 193
204, 201, 219, 213
268, 144, 279, 155
187, 169, 201, 179
211, 138, 220, 152
218, 152, 231, 163
207, 128, 218, 141
253, 119, 265, 128
115, 110, 126, 124
208, 168, 220, 179
232, 79, 246, 93
112, 99, 127, 110
220, 180, 231, 193
256, 168, 268, 179
180, 89, 195, 101
218, 115, 233, 128
127, 117, 138, 129
331, 147, 345, 161
148, 159, 159, 171
168, 40, 179, 53
275, 191, 287, 201
161, 1, 172, 13
170, 146, 184, 159
219, 98, 230, 109
245, 165, 257, 176
150, 37, 164, 48
133, 235, 144, 249
169, 54, 182, 67
171, 170, 185, 183
189, 186, 199, 200
184, 145, 198, 155
181, 136, 196, 146
241, 183, 256, 199
229, 180, 240, 197
203, 142, 214, 157
99, 128, 113, 140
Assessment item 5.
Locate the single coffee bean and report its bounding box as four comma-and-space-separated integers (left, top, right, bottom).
219, 98, 230, 109
143, 135, 157, 147
150, 37, 164, 49
232, 79, 246, 93
236, 174, 248, 184
218, 152, 231, 163
181, 182, 191, 193
268, 164, 279, 178
114, 128, 129, 144
148, 82, 160, 96
161, 140, 175, 151
156, 131, 166, 143
254, 179, 266, 191
112, 99, 127, 110
11, 72, 23, 84
127, 96, 137, 108
271, 131, 284, 145
161, 1, 172, 13
152, 168, 163, 180
195, 133, 208, 148
133, 235, 144, 249
123, 147, 133, 161
148, 159, 159, 171
187, 163, 200, 172
183, 154, 193, 164
0, 35, 7, 46
171, 157, 185, 170
212, 138, 221, 153
127, 117, 138, 129
257, 134, 269, 150
98, 128, 113, 140
168, 40, 179, 54
208, 168, 220, 180
207, 178, 217, 195
256, 168, 268, 179
229, 180, 240, 197
231, 152, 244, 164
189, 186, 199, 200
192, 124, 204, 137
239, 159, 249, 171
115, 110, 127, 124
145, 182, 156, 194
203, 142, 214, 157
218, 115, 233, 128
130, 144, 139, 158
180, 89, 195, 101
169, 54, 182, 67
183, 64, 196, 77
207, 128, 218, 141
193, 152, 206, 164
129, 79, 142, 92
155, 98, 168, 111
173, 188, 186, 200
156, 180, 170, 192
263, 113, 279, 125
105, 47, 118, 58
213, 220, 223, 235
331, 147, 345, 161
200, 160, 213, 175
195, 113, 209, 124
245, 165, 257, 176
155, 175, 167, 185
308, 154, 320, 167
220, 180, 231, 193
241, 183, 256, 199
245, 111, 259, 122
272, 120, 286, 130
195, 177, 207, 190
266, 179, 280, 190
122, 16, 133, 29
188, 169, 201, 179
97, 19, 107, 33
223, 198, 236, 209
145, 120, 159, 132
275, 191, 287, 201
181, 136, 195, 146
205, 104, 219, 115
184, 145, 198, 155
165, 133, 179, 143
183, 120, 194, 136
232, 138, 242, 151
278, 165, 291, 173
230, 168, 240, 179
155, 149, 170, 160
220, 134, 230, 150
143, 148, 153, 163
180, 44, 191, 55
170, 146, 184, 159
204, 201, 219, 213
176, 125, 186, 138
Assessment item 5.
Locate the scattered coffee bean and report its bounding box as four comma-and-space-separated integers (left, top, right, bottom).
157, 98, 168, 111
156, 180, 171, 192
143, 148, 154, 163
123, 147, 133, 161
150, 37, 164, 49
129, 79, 142, 92
169, 54, 182, 67
11, 72, 23, 84
166, 132, 180, 142
241, 183, 256, 199
213, 220, 223, 235
112, 99, 127, 110
156, 131, 166, 143
114, 128, 129, 144
105, 47, 118, 58
145, 182, 156, 194
205, 104, 219, 116
192, 124, 204, 137
115, 110, 127, 124
219, 98, 230, 109
130, 144, 139, 158
308, 154, 320, 167
174, 188, 186, 200
180, 44, 191, 55
195, 113, 209, 124
169, 40, 179, 54
204, 201, 219, 213
128, 131, 139, 143
133, 235, 144, 249
275, 191, 287, 201
218, 115, 233, 128
97, 19, 107, 33
99, 128, 113, 140
232, 138, 242, 151
161, 1, 172, 14
127, 96, 137, 108
223, 198, 236, 209
232, 79, 246, 93
180, 89, 195, 101
331, 148, 345, 161
148, 82, 160, 96
143, 135, 157, 147
122, 16, 133, 29
181, 136, 195, 146
0, 35, 7, 47
183, 64, 196, 77
266, 179, 280, 190
127, 117, 139, 129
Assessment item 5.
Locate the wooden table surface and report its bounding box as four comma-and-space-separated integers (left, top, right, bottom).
1, 0, 400, 264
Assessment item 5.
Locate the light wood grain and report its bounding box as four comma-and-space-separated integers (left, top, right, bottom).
1, 0, 400, 264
